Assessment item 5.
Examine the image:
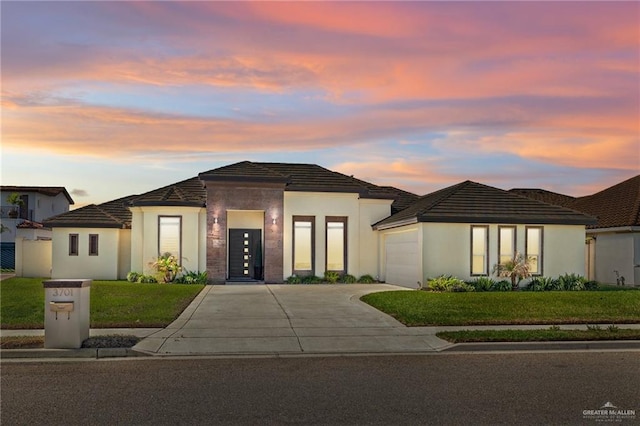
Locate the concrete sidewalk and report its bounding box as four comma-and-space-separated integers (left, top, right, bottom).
133, 284, 453, 355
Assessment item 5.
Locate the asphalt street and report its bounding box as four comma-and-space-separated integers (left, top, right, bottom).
2, 352, 638, 425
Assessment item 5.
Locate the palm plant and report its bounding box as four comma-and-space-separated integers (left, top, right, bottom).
492, 252, 532, 291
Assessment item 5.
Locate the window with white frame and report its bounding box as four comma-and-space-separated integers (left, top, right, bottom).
526, 227, 543, 275
498, 226, 516, 265
158, 216, 181, 260
471, 225, 489, 275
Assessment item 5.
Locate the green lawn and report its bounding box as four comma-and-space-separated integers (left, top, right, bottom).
436, 328, 640, 343
361, 290, 640, 326
0, 278, 204, 329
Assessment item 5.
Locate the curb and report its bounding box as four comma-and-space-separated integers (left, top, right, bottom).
441, 340, 640, 352
1, 347, 149, 360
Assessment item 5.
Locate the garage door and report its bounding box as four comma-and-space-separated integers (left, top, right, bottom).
384, 230, 420, 288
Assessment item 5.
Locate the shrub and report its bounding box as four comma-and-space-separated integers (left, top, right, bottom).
427, 275, 475, 292
341, 274, 357, 284
137, 274, 158, 284
467, 277, 495, 292
126, 272, 140, 283
149, 252, 182, 283
584, 280, 599, 291
286, 275, 302, 284
525, 277, 559, 292
490, 280, 512, 292
301, 275, 323, 284
175, 270, 208, 284
324, 271, 340, 284
357, 274, 376, 284
557, 273, 586, 291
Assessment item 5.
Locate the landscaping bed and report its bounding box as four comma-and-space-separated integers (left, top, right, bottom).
0, 278, 204, 329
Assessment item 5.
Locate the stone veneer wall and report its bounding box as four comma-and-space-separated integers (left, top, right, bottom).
205, 182, 285, 283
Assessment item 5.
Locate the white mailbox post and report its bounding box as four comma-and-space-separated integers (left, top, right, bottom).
43, 279, 91, 349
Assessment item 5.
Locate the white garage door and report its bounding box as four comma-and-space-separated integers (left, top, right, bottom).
384, 230, 420, 288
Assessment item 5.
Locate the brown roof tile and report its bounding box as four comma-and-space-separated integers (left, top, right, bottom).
569, 174, 640, 229
44, 195, 136, 229
374, 180, 596, 229
131, 177, 206, 207
508, 188, 576, 207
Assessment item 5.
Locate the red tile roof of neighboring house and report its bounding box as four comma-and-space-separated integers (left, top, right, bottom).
1, 186, 74, 205
569, 175, 640, 229
16, 220, 49, 230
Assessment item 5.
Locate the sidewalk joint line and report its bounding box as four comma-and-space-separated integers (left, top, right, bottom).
266, 285, 304, 352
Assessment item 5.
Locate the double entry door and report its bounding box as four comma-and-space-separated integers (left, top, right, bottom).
228, 229, 263, 280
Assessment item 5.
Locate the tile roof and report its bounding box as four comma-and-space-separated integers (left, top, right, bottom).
374, 180, 597, 229
508, 188, 576, 207
130, 177, 206, 207
379, 186, 421, 214
568, 174, 640, 229
199, 161, 399, 200
1, 186, 74, 205
44, 195, 137, 229
16, 220, 49, 230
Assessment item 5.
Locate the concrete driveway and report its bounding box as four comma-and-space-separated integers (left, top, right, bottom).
134, 284, 450, 356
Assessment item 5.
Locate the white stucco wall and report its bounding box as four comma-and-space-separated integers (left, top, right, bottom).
379, 222, 587, 287
118, 229, 131, 280
590, 231, 638, 286
129, 206, 207, 275
15, 238, 52, 277
51, 228, 121, 280
283, 192, 391, 279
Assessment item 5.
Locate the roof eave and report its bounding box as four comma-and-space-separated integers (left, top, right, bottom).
416, 214, 597, 225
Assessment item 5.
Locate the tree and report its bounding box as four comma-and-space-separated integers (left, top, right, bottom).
492, 252, 532, 291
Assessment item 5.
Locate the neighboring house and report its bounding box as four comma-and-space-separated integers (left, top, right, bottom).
514, 175, 640, 286
42, 162, 595, 287
0, 186, 74, 269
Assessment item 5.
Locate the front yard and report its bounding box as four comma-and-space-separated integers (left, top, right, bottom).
0, 277, 204, 329
361, 290, 640, 326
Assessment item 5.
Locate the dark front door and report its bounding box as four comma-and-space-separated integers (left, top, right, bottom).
228, 229, 262, 280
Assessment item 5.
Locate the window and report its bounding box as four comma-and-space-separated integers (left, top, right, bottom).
526, 227, 543, 275
89, 234, 99, 256
498, 226, 516, 265
471, 226, 489, 275
326, 217, 347, 273
293, 216, 314, 275
159, 216, 181, 260
69, 234, 79, 256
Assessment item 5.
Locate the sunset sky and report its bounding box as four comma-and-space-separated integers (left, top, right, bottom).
2, 1, 638, 208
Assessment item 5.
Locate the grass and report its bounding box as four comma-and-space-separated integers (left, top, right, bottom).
437, 328, 640, 343
361, 290, 640, 326
0, 277, 204, 329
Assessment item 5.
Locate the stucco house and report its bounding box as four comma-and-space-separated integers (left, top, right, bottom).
0, 186, 74, 269
42, 161, 595, 287
513, 174, 640, 286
